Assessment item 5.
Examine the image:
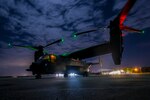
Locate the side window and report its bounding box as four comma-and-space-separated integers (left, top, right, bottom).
43, 55, 50, 61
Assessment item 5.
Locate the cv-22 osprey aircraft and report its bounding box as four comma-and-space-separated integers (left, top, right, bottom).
71, 0, 144, 65
9, 0, 143, 79
9, 39, 95, 79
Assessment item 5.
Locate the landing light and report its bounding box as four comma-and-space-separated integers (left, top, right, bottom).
8, 43, 11, 46
69, 73, 77, 77
56, 73, 64, 77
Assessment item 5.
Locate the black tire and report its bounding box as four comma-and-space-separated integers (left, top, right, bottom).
64, 73, 68, 78
35, 74, 41, 79
83, 72, 88, 77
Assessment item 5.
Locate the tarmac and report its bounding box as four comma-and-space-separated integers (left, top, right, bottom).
0, 74, 150, 100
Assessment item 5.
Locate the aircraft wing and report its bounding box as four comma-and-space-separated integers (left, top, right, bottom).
114, 0, 137, 25
66, 42, 111, 59
121, 26, 143, 33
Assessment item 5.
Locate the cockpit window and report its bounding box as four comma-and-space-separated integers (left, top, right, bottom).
44, 54, 57, 63
43, 54, 56, 63
50, 54, 57, 63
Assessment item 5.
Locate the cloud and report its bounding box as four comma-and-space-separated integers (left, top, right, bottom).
113, 0, 126, 11
120, 0, 150, 29
0, 0, 150, 75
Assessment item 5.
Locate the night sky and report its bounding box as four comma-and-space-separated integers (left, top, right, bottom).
0, 0, 150, 76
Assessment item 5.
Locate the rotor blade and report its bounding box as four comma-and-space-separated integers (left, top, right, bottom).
114, 0, 137, 25
8, 43, 37, 51
72, 27, 105, 37
73, 29, 97, 37
8, 43, 49, 53
44, 39, 63, 48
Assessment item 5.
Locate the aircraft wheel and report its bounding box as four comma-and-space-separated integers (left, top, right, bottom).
83, 72, 88, 77
32, 71, 35, 75
64, 73, 68, 78
35, 74, 41, 79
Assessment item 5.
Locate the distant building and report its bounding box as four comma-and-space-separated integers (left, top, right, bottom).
114, 66, 150, 73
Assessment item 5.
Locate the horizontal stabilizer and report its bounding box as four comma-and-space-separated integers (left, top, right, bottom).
120, 26, 144, 33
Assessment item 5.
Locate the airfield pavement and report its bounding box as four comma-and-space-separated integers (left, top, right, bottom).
0, 74, 150, 100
